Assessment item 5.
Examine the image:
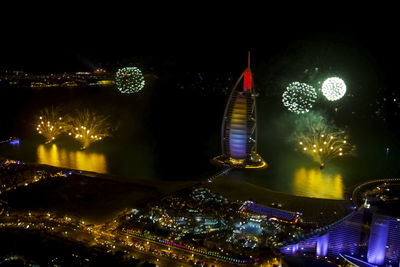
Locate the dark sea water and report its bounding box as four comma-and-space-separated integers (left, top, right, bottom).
1, 83, 399, 201
0, 81, 223, 182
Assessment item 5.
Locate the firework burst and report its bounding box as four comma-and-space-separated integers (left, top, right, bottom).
115, 67, 145, 94
66, 110, 112, 150
282, 82, 317, 114
294, 112, 355, 167
36, 107, 67, 144
321, 77, 346, 101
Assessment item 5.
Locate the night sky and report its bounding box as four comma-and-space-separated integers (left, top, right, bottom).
2, 11, 399, 132
1, 11, 398, 77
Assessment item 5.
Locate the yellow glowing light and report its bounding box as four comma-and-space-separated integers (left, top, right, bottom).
97, 80, 115, 85
299, 141, 303, 145
68, 110, 111, 149
313, 149, 316, 152
319, 148, 322, 151
293, 167, 344, 199
321, 134, 324, 137
343, 140, 347, 143
37, 144, 107, 173
245, 160, 267, 169
339, 152, 343, 156
313, 144, 316, 147
330, 136, 333, 139
303, 147, 307, 150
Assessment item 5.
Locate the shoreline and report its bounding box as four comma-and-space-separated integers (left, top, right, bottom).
1, 155, 364, 203
205, 174, 355, 226
0, 156, 199, 195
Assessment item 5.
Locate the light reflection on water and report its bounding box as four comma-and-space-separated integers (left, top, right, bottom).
37, 144, 107, 173
293, 167, 344, 200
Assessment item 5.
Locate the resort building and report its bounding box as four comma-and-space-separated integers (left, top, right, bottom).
213, 53, 266, 169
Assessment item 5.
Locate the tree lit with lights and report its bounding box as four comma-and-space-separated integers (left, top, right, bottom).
282, 82, 317, 114
66, 110, 112, 150
36, 107, 67, 144
294, 112, 355, 168
115, 67, 145, 94
321, 77, 346, 101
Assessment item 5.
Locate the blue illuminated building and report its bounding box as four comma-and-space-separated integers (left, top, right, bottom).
239, 200, 300, 223
280, 208, 400, 266
9, 140, 19, 145
0, 137, 19, 145
367, 215, 390, 265
316, 233, 329, 257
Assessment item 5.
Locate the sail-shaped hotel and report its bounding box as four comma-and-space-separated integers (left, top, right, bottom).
212, 53, 266, 169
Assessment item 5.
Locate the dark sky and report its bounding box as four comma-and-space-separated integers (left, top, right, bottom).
1, 10, 398, 77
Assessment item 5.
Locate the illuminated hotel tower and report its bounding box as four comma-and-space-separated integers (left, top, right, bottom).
213, 53, 266, 169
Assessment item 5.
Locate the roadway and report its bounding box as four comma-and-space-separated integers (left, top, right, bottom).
0, 210, 241, 266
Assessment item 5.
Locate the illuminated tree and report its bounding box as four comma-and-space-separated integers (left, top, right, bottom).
321, 77, 346, 101
293, 112, 355, 168
66, 110, 112, 150
115, 67, 145, 94
282, 82, 317, 114
36, 107, 67, 144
